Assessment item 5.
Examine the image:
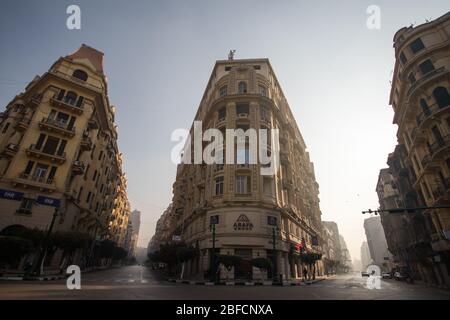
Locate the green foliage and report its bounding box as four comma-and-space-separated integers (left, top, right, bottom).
99, 239, 116, 258
113, 247, 128, 260
216, 254, 242, 271
51, 231, 91, 252
300, 252, 322, 266
176, 245, 197, 263
251, 257, 272, 271
0, 236, 33, 266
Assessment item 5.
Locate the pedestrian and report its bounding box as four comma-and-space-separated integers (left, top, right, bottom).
303, 267, 308, 281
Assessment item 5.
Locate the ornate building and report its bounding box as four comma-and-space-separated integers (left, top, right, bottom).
385, 11, 450, 286
0, 44, 130, 267
168, 57, 324, 281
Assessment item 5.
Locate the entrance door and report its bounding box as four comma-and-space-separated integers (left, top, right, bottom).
234, 249, 252, 280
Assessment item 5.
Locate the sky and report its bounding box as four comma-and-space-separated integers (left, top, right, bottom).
1, 0, 449, 262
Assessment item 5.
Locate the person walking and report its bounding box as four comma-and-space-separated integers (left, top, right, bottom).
303, 267, 308, 281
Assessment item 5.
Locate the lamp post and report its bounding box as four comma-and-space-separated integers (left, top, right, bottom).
209, 216, 218, 282
272, 227, 278, 282
32, 206, 59, 276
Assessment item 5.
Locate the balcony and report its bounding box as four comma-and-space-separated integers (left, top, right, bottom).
50, 96, 84, 115
421, 155, 440, 171
1, 143, 19, 157
80, 135, 93, 151
407, 67, 446, 98
215, 118, 226, 128
429, 134, 450, 157
416, 103, 450, 128
25, 94, 42, 108
14, 116, 31, 131
260, 116, 271, 127
432, 185, 448, 201
26, 144, 66, 164
39, 118, 76, 138
13, 173, 56, 192
72, 160, 86, 175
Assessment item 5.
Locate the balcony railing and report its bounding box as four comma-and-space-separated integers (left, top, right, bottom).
72, 160, 86, 175
2, 143, 19, 157
39, 117, 76, 137
50, 95, 84, 114
15, 116, 31, 131
14, 172, 56, 192
416, 103, 450, 128
80, 135, 93, 151
26, 144, 66, 164
429, 134, 450, 156
407, 67, 446, 97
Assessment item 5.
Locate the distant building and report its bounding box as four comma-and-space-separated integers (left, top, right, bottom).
126, 209, 141, 258
339, 235, 352, 271
360, 241, 372, 270
364, 217, 391, 269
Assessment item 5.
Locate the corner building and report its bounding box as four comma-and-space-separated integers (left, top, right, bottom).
389, 12, 450, 285
171, 58, 324, 281
0, 45, 129, 267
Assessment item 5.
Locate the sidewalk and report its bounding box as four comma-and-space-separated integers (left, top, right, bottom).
167, 275, 335, 286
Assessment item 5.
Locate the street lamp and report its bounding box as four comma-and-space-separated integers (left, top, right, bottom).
209, 216, 219, 282
32, 206, 59, 276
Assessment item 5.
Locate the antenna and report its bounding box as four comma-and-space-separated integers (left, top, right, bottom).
228, 50, 236, 60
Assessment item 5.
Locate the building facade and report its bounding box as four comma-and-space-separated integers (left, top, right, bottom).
0, 44, 129, 269
386, 11, 450, 285
363, 217, 392, 270
322, 221, 342, 274
168, 57, 324, 281
127, 209, 141, 258
360, 241, 372, 270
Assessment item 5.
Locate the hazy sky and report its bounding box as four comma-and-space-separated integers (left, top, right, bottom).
1, 0, 449, 262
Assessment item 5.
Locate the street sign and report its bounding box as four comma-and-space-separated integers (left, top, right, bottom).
0, 188, 23, 201
36, 196, 61, 207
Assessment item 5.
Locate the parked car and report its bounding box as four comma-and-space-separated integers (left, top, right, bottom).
382, 272, 392, 279
361, 271, 370, 277
394, 271, 406, 281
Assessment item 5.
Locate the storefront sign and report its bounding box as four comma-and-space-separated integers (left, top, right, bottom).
36, 196, 60, 207
233, 214, 253, 231
0, 188, 24, 201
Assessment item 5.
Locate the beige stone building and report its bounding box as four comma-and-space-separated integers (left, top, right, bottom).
168, 57, 324, 281
388, 12, 450, 285
0, 44, 130, 267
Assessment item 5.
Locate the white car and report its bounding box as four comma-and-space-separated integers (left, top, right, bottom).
361, 271, 370, 277
382, 272, 391, 279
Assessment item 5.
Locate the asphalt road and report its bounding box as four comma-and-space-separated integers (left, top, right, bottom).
0, 265, 449, 300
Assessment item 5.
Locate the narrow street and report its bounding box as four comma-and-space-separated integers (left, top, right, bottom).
0, 266, 449, 300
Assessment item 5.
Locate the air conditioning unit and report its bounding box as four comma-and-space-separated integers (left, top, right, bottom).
238, 113, 248, 118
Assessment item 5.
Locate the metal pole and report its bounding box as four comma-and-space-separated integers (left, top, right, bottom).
33, 207, 59, 276
272, 227, 278, 282
211, 223, 216, 282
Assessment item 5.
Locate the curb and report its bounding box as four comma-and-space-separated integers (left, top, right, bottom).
167, 278, 326, 286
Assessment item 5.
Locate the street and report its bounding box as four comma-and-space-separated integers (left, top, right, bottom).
0, 266, 449, 300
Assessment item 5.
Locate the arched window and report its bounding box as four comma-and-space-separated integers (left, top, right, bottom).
238, 81, 247, 94
420, 99, 430, 116
64, 91, 78, 105
72, 69, 88, 81
433, 87, 450, 108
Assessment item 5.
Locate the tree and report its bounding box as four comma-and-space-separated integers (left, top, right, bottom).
300, 253, 322, 280
99, 240, 116, 259
216, 255, 241, 281
113, 247, 128, 261
0, 236, 33, 269
149, 243, 197, 276
251, 258, 272, 281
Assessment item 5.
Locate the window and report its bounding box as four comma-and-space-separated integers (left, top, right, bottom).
260, 106, 268, 121
35, 134, 46, 150
408, 73, 416, 84
93, 170, 98, 181
420, 99, 431, 116
238, 81, 247, 94
72, 69, 88, 81
446, 158, 450, 171
433, 87, 450, 108
263, 177, 273, 196
431, 126, 444, 145
219, 86, 227, 97
64, 91, 78, 105
253, 65, 261, 70
2, 122, 10, 134
86, 191, 92, 204
33, 164, 48, 181
18, 198, 34, 214
98, 150, 103, 161
236, 103, 249, 115
410, 38, 425, 54
47, 166, 57, 182
225, 66, 232, 71
24, 161, 35, 175
77, 187, 83, 201
42, 136, 59, 155
399, 52, 407, 65
259, 85, 267, 97
419, 60, 435, 75
218, 107, 226, 121
235, 175, 250, 194
56, 140, 67, 156
215, 176, 224, 195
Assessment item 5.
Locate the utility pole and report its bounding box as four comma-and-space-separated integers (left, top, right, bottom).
210, 223, 216, 282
